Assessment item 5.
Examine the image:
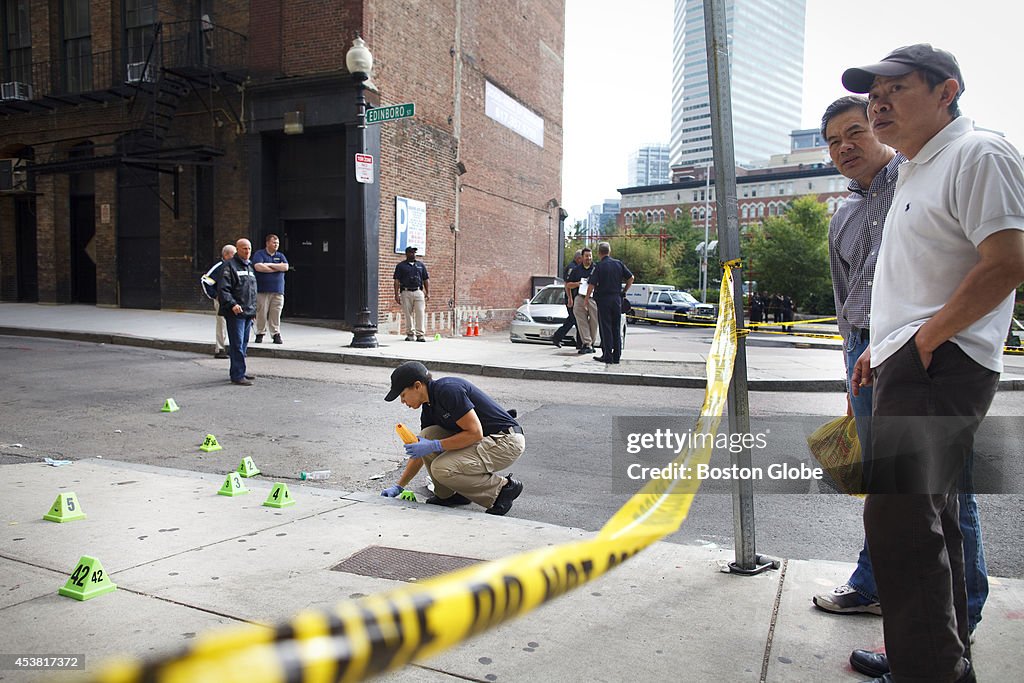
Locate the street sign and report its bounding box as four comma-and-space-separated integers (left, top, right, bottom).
355, 153, 374, 184
365, 103, 415, 125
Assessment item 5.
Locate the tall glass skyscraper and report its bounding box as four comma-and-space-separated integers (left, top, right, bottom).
628, 144, 671, 186
671, 0, 805, 168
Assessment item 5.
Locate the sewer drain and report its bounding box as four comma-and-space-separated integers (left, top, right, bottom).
331, 545, 482, 582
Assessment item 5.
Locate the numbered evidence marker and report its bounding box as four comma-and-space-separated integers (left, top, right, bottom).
59, 556, 116, 601
43, 492, 86, 523
161, 398, 180, 413
217, 472, 249, 497
199, 433, 223, 452
262, 483, 295, 508
237, 457, 261, 478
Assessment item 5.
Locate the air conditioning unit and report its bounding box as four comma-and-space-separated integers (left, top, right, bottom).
0, 158, 28, 192
1, 81, 33, 101
125, 62, 155, 84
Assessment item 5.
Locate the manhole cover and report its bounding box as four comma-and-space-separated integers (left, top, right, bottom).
331, 545, 483, 582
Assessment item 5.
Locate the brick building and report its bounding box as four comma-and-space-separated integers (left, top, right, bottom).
0, 0, 565, 337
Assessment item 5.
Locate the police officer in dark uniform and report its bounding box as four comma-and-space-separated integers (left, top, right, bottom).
393, 246, 430, 341
584, 241, 634, 364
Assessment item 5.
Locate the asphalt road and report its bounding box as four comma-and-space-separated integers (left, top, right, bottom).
2, 334, 1023, 578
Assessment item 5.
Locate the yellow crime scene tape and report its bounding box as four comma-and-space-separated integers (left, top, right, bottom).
83, 267, 743, 683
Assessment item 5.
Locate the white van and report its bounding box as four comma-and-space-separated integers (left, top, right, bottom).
625, 283, 676, 307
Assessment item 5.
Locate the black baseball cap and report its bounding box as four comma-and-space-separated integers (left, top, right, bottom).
384, 361, 429, 401
842, 43, 964, 95
404, 245, 418, 253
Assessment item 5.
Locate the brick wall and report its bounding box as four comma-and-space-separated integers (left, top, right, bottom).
0, 0, 566, 330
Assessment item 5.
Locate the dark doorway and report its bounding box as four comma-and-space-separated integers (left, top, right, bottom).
275, 132, 345, 319
280, 219, 345, 319
14, 196, 38, 302
116, 163, 161, 309
69, 162, 96, 303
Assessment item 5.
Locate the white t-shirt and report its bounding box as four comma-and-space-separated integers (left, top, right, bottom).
871, 117, 1024, 372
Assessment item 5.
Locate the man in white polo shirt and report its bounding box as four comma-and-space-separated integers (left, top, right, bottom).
843, 45, 1024, 682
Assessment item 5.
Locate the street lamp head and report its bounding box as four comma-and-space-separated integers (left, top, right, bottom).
346, 36, 374, 78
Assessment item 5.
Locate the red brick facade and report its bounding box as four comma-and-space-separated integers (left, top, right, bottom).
0, 0, 565, 336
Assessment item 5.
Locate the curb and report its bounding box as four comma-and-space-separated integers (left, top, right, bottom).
3, 326, 1022, 392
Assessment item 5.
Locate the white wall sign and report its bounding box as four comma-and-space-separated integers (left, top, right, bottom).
485, 80, 544, 148
355, 153, 374, 184
395, 196, 427, 255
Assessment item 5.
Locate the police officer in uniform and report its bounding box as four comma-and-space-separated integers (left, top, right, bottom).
584, 241, 633, 364
393, 246, 430, 341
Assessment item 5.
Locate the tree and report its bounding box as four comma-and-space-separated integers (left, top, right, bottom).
745, 196, 833, 314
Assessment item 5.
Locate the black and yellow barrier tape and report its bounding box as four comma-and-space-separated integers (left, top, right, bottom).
85, 269, 744, 683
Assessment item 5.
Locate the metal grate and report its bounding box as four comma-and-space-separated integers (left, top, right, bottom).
331, 545, 483, 582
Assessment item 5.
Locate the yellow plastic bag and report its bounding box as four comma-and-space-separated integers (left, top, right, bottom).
806, 416, 863, 496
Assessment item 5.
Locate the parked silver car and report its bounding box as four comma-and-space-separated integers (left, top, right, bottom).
509, 284, 627, 347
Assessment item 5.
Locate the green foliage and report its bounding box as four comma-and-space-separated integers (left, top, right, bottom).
745, 196, 834, 314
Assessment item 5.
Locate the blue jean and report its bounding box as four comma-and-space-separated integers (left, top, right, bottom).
225, 315, 253, 382
844, 332, 988, 630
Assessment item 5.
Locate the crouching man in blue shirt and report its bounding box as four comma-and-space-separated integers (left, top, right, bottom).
382, 361, 525, 515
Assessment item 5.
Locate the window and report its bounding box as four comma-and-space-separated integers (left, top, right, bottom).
124, 0, 158, 65
757, 205, 765, 218
3, 0, 32, 83
62, 0, 92, 91
742, 205, 750, 219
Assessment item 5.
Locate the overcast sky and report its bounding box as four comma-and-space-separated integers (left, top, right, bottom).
561, 0, 1024, 226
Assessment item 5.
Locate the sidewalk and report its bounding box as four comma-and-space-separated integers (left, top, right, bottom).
3, 303, 1023, 392
2, 458, 1021, 682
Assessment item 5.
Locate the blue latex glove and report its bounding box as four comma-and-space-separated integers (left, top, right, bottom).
405, 438, 443, 459
381, 484, 404, 497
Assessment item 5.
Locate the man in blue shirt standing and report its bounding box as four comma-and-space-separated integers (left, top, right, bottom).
252, 234, 289, 344
584, 241, 633, 364
393, 246, 430, 341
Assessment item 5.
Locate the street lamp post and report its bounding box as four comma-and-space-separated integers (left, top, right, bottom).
346, 36, 379, 348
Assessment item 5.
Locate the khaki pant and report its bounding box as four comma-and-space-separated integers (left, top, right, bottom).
256, 292, 284, 335
214, 300, 227, 351
572, 294, 598, 347
419, 425, 525, 508
400, 289, 426, 338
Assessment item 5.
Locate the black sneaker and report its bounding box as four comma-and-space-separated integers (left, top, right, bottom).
486, 475, 523, 516
552, 339, 562, 348
214, 350, 228, 359
272, 334, 283, 344
425, 493, 472, 507
255, 334, 264, 343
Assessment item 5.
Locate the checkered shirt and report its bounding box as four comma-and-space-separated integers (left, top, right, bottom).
828, 153, 906, 343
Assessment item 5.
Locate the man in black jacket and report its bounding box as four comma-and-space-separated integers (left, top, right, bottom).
218, 238, 258, 385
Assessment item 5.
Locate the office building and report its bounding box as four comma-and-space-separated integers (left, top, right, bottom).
671, 0, 806, 168
627, 144, 670, 187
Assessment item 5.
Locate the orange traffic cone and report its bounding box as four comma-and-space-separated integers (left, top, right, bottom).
472, 313, 480, 336
464, 315, 474, 337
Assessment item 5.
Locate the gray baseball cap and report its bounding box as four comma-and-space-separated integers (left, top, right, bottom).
842, 44, 964, 95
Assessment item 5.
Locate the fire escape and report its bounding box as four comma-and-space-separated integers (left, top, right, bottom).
0, 20, 247, 177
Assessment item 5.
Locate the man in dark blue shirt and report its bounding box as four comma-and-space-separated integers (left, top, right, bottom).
584, 241, 633, 364
382, 361, 524, 515
393, 247, 430, 341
